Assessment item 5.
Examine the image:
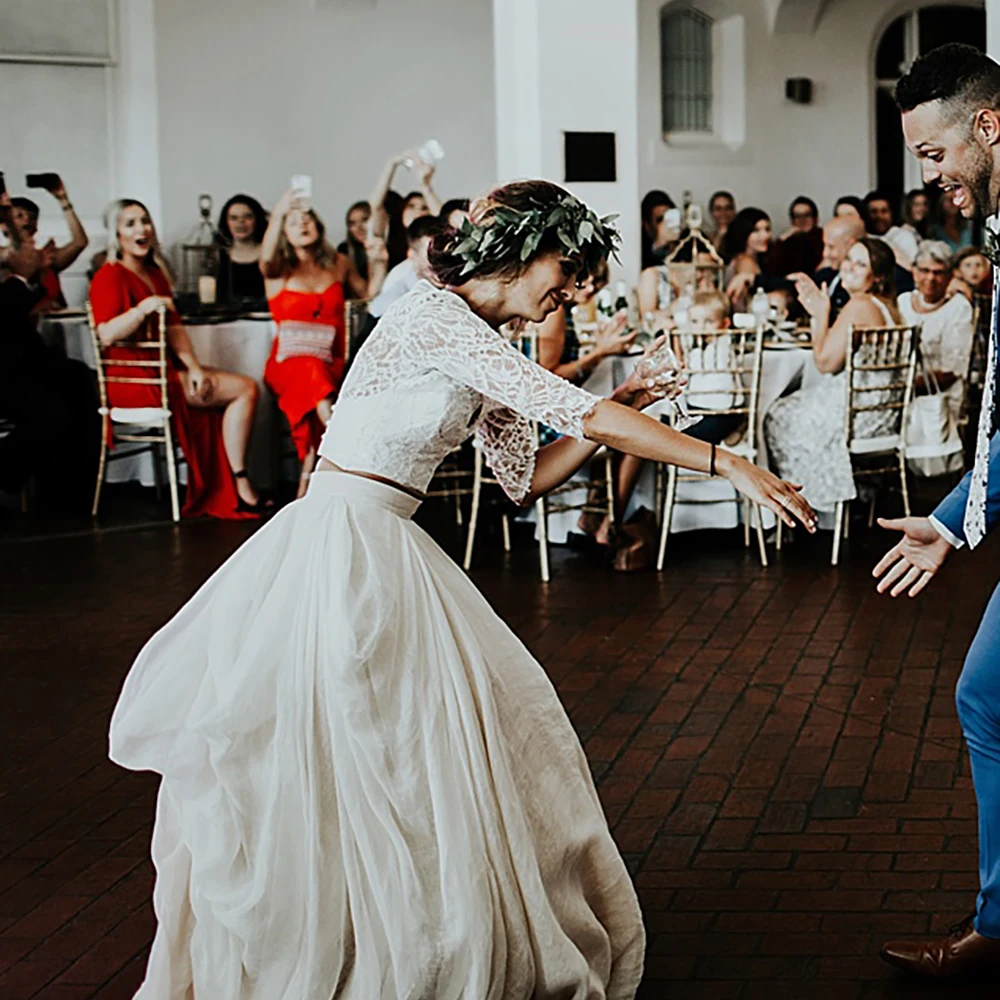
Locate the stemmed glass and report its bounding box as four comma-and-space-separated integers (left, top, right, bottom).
634, 338, 702, 431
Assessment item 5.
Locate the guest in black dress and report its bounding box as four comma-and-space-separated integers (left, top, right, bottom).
215, 194, 267, 304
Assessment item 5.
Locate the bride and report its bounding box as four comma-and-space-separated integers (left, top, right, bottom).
110, 180, 816, 999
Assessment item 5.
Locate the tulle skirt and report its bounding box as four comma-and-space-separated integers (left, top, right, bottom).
110, 470, 645, 999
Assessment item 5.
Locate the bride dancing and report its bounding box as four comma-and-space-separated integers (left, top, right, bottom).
110, 180, 816, 999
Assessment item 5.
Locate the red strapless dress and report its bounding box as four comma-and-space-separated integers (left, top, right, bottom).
89, 262, 255, 520
264, 282, 346, 461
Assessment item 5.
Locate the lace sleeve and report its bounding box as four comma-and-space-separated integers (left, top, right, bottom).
475, 405, 537, 503
417, 290, 600, 439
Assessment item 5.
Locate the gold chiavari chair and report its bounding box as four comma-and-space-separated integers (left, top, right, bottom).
656, 326, 767, 569
344, 298, 368, 362
462, 323, 615, 582
88, 303, 181, 521
823, 324, 917, 566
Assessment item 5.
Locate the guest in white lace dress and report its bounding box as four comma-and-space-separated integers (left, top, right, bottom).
898, 240, 974, 425
765, 238, 903, 512
109, 180, 816, 1000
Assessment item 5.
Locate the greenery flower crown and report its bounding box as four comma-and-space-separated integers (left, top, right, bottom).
450, 194, 621, 277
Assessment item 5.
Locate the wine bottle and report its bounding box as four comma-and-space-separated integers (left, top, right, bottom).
614, 280, 629, 314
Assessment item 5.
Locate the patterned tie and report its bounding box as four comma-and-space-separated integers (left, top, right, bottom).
963, 258, 999, 549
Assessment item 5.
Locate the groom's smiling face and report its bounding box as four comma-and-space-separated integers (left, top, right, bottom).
902, 100, 998, 221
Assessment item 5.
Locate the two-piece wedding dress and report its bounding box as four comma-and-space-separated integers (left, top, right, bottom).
110, 279, 645, 999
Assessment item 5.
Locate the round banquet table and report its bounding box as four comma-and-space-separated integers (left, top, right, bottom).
40, 313, 280, 490
533, 339, 822, 544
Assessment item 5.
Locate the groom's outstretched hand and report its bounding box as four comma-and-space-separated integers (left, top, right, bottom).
873, 516, 954, 598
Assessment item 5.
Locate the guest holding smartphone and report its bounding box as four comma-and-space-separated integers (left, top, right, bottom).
3, 173, 88, 317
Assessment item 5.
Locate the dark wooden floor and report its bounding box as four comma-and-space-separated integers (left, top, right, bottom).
1, 501, 998, 999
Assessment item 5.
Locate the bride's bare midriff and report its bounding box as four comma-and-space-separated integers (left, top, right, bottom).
316, 458, 427, 501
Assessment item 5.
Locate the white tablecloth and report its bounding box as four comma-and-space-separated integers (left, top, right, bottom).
535, 344, 821, 543
41, 315, 279, 490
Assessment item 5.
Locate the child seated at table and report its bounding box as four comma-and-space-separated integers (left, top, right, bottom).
585, 290, 746, 552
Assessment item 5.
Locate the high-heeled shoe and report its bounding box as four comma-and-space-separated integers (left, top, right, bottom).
234, 470, 275, 515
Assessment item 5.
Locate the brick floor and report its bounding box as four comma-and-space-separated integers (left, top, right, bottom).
1, 510, 999, 998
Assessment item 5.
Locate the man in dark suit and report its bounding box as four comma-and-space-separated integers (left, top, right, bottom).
0, 235, 99, 509
874, 43, 1000, 980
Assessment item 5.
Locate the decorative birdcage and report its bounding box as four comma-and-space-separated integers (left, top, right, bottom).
179, 194, 219, 299
663, 211, 725, 300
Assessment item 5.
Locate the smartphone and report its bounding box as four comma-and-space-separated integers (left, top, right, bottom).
418, 139, 445, 164
26, 172, 60, 191
664, 208, 682, 233
290, 174, 312, 209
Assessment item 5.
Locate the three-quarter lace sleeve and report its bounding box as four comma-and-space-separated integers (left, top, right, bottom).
475, 405, 538, 503
415, 291, 600, 440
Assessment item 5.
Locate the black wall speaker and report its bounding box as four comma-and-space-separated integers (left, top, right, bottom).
564, 132, 617, 183
786, 78, 813, 104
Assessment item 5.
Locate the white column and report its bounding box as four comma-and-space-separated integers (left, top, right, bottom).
492, 0, 641, 279
110, 0, 163, 224
989, 0, 1000, 64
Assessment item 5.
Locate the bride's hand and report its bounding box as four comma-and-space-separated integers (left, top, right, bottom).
718, 452, 817, 531
613, 335, 684, 409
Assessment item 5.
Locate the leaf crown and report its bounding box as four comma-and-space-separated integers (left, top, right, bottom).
450, 194, 621, 277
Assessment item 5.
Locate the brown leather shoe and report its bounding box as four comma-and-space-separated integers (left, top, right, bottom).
880, 914, 1000, 978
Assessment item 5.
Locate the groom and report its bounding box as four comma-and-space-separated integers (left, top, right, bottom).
873, 42, 1000, 979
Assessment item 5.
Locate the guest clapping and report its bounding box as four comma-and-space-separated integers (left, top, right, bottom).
765, 238, 901, 511
261, 189, 388, 496
215, 194, 267, 303
722, 208, 772, 310
2, 174, 88, 317
90, 200, 266, 518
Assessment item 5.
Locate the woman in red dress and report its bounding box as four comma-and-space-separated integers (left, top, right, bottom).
89, 199, 266, 519
261, 189, 387, 496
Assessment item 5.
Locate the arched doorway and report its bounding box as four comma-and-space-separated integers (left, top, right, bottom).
874, 3, 985, 206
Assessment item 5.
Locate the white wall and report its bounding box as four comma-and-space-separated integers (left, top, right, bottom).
152, 0, 496, 251
638, 0, 983, 228
493, 0, 641, 278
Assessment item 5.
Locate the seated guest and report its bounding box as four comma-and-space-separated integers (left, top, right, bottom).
901, 188, 931, 240
774, 196, 823, 275
813, 216, 866, 324
3, 175, 88, 318
215, 194, 267, 303
586, 289, 747, 548
261, 188, 388, 497
90, 199, 266, 518
898, 240, 974, 426
640, 190, 678, 269
834, 195, 867, 225
369, 150, 443, 269
367, 215, 443, 321
336, 200, 371, 285
955, 246, 992, 295
536, 259, 634, 395
865, 189, 919, 271
766, 238, 902, 513
722, 208, 772, 310
930, 188, 975, 252
708, 191, 737, 253
0, 232, 99, 509
439, 198, 470, 230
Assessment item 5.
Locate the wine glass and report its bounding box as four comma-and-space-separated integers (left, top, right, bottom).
634, 340, 702, 431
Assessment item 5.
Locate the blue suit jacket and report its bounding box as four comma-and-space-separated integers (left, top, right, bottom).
933, 431, 1000, 544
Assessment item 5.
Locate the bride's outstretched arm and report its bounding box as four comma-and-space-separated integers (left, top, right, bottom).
578, 400, 816, 530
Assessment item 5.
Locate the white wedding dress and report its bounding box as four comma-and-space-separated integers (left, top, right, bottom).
110, 280, 645, 999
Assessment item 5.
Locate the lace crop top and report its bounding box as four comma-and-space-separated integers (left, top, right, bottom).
318, 280, 601, 502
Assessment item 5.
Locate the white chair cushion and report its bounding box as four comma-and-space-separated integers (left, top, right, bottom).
101, 406, 171, 426
905, 439, 964, 459
849, 434, 901, 456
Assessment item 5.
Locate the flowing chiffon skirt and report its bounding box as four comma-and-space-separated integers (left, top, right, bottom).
110, 470, 645, 999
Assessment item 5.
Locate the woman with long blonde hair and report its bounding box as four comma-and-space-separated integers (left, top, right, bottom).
89, 198, 267, 517
261, 189, 387, 496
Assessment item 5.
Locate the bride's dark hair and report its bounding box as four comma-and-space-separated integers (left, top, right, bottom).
428, 180, 578, 287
